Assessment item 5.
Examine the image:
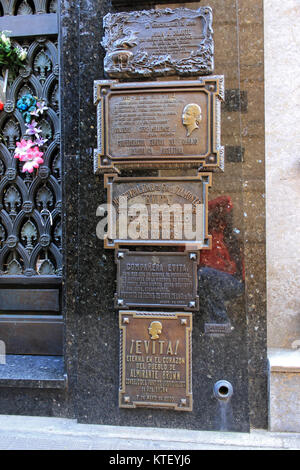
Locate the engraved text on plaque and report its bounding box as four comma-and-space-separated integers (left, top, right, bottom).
119, 311, 192, 411
115, 250, 199, 311
94, 77, 224, 172
103, 173, 212, 249
102, 7, 214, 78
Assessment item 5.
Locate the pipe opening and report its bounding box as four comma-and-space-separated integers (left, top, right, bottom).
214, 380, 233, 401
218, 385, 229, 396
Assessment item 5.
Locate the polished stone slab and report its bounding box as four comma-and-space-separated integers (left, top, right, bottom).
0, 355, 66, 389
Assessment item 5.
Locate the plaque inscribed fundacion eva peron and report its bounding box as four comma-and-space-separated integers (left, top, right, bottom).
93, 77, 224, 173
119, 311, 192, 411
103, 173, 212, 250
101, 7, 214, 79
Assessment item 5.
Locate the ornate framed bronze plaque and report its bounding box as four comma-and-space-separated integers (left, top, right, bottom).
94, 77, 224, 173
103, 173, 212, 249
115, 250, 199, 311
102, 7, 214, 79
119, 311, 192, 411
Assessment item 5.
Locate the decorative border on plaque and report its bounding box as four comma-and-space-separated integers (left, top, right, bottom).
93, 77, 224, 173
115, 250, 199, 311
103, 172, 212, 250
102, 7, 214, 79
119, 311, 192, 411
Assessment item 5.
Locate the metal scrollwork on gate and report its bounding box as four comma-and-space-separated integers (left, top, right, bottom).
0, 1, 57, 17
0, 4, 61, 277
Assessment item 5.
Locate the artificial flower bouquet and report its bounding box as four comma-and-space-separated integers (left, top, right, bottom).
0, 31, 27, 93
0, 31, 27, 74
14, 93, 48, 173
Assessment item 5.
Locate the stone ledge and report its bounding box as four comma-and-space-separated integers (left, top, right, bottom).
268, 348, 300, 432
0, 355, 67, 389
268, 348, 300, 373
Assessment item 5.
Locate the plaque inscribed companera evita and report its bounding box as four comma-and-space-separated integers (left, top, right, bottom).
119, 311, 192, 411
102, 173, 212, 249
101, 7, 214, 78
115, 250, 199, 311
93, 77, 224, 173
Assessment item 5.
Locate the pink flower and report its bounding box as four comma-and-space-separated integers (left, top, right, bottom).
14, 139, 34, 160
21, 146, 44, 173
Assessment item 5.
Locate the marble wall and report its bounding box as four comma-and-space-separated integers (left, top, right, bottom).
0, 0, 269, 431
265, 0, 300, 349
265, 0, 300, 432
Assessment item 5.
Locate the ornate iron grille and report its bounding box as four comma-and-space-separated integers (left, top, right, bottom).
0, 0, 57, 16
0, 1, 62, 355
0, 2, 61, 277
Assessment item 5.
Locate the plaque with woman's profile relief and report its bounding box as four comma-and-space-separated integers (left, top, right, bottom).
94, 76, 224, 172
119, 311, 192, 411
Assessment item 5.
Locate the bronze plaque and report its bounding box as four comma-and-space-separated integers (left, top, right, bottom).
119, 311, 192, 411
103, 173, 212, 249
102, 7, 214, 79
93, 77, 224, 173
115, 250, 199, 311
205, 323, 232, 335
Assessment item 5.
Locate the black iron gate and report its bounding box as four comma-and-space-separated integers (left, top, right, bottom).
0, 0, 62, 355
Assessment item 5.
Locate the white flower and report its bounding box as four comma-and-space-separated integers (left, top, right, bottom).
18, 48, 27, 61
1, 33, 11, 47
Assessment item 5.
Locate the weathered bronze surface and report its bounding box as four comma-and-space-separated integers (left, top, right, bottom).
103, 173, 212, 249
119, 311, 192, 411
94, 77, 224, 172
102, 7, 214, 78
204, 323, 232, 335
115, 250, 199, 311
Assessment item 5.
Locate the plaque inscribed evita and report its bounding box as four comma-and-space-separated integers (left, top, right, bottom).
103, 173, 212, 249
93, 77, 224, 173
102, 7, 214, 78
119, 311, 192, 411
115, 250, 199, 311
